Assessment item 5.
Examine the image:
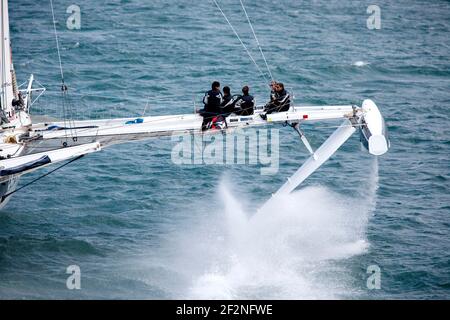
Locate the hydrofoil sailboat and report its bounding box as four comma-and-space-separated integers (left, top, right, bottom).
0, 0, 390, 210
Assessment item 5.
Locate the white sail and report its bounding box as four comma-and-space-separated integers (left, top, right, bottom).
0, 0, 14, 116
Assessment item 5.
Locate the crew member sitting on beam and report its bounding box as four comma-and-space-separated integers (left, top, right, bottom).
261, 82, 291, 119
234, 85, 255, 116
220, 86, 235, 117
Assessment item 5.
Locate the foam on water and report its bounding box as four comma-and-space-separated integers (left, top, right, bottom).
353, 61, 369, 67
184, 160, 379, 299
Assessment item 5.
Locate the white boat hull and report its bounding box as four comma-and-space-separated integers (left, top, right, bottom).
0, 175, 20, 209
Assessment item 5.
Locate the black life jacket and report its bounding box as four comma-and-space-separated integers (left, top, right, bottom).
240, 94, 254, 114
220, 94, 234, 115
203, 90, 223, 114
221, 94, 232, 107
276, 89, 290, 111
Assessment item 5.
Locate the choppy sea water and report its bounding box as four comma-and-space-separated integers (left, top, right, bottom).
0, 0, 449, 299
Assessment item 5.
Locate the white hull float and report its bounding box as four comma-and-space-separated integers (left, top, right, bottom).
359, 99, 390, 156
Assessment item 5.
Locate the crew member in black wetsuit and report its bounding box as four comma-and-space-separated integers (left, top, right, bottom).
269, 80, 278, 102
234, 85, 255, 116
200, 81, 223, 131
274, 83, 290, 112
261, 82, 291, 119
221, 86, 234, 116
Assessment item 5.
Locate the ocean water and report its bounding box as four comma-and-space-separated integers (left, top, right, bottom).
0, 0, 449, 299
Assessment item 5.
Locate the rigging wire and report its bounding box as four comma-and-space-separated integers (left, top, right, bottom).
212, 0, 269, 84
49, 0, 64, 83
49, 0, 77, 143
239, 0, 274, 81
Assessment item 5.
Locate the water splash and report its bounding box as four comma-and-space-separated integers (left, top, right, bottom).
185, 159, 379, 299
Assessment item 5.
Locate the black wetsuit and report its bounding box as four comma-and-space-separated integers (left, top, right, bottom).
235, 94, 255, 116
264, 89, 290, 114
270, 90, 277, 102
221, 94, 234, 116
201, 89, 223, 130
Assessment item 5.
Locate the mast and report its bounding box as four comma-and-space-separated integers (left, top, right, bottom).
0, 0, 14, 116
